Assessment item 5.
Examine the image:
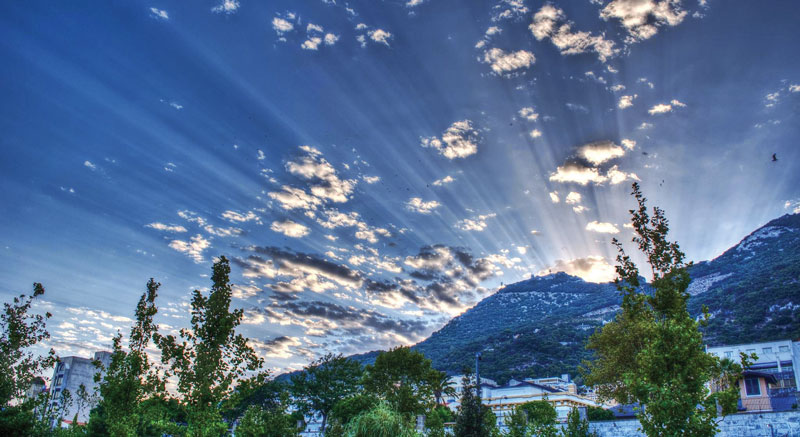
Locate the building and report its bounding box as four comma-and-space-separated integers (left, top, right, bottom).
48, 351, 112, 426
444, 374, 600, 425
25, 376, 47, 401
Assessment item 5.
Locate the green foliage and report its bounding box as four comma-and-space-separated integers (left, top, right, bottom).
561, 408, 595, 437
0, 283, 56, 406
517, 400, 556, 428
363, 346, 440, 416
91, 278, 164, 436
425, 405, 453, 437
584, 183, 745, 437
585, 407, 614, 422
330, 393, 380, 426
155, 256, 265, 436
290, 352, 362, 433
343, 402, 418, 437
235, 404, 299, 437
454, 373, 492, 437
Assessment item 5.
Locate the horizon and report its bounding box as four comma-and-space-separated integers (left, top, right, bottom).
2, 0, 799, 374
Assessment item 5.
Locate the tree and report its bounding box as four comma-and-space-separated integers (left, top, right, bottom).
425, 405, 453, 437
155, 256, 265, 436
91, 278, 163, 436
584, 183, 745, 436
290, 353, 362, 434
362, 346, 439, 416
0, 283, 56, 407
585, 407, 614, 422
344, 402, 419, 437
330, 393, 380, 427
453, 372, 491, 437
561, 408, 595, 437
235, 403, 298, 437
429, 370, 456, 407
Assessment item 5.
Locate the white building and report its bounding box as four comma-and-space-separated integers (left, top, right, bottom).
444, 374, 599, 425
706, 339, 800, 390
48, 351, 112, 426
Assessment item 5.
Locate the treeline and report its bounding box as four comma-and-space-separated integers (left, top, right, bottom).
0, 257, 598, 437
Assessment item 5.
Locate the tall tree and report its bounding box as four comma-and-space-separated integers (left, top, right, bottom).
155, 256, 265, 436
0, 283, 56, 407
429, 370, 455, 407
584, 183, 745, 437
92, 278, 163, 436
290, 353, 362, 434
453, 372, 492, 437
362, 346, 439, 416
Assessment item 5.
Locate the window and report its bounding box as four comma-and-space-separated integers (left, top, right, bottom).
724, 351, 732, 358
763, 347, 773, 354
779, 346, 790, 353
55, 376, 63, 387
744, 377, 761, 396
746, 349, 756, 354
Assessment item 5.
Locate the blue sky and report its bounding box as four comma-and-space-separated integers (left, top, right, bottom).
1, 0, 799, 372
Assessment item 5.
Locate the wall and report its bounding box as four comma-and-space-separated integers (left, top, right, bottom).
570, 411, 800, 437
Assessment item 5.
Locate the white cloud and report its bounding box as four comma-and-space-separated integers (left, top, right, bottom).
648, 100, 685, 115
530, 229, 541, 236
529, 129, 542, 139
324, 33, 339, 45
578, 140, 626, 165
406, 0, 425, 6
406, 197, 440, 214
516, 246, 527, 255
362, 175, 380, 184
432, 175, 455, 186
164, 162, 176, 172
610, 84, 626, 92
572, 205, 588, 214
222, 210, 261, 224
146, 223, 187, 233
549, 191, 560, 203
368, 29, 392, 46
518, 107, 539, 121
149, 7, 169, 20
257, 149, 266, 160
600, 0, 687, 42
485, 26, 502, 36
785, 200, 800, 214
307, 23, 324, 33
482, 48, 535, 74
565, 192, 582, 204
277, 146, 357, 204
618, 94, 636, 109
549, 163, 637, 186
272, 17, 294, 34
606, 165, 639, 184
271, 220, 310, 238
84, 160, 96, 170
169, 234, 210, 263
638, 122, 653, 130
455, 213, 497, 232
538, 256, 615, 283
302, 37, 323, 50
420, 120, 480, 160
621, 139, 636, 150
268, 186, 323, 211
211, 0, 240, 14
530, 5, 617, 62
586, 221, 620, 234
790, 85, 800, 93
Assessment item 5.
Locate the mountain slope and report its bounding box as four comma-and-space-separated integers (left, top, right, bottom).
405, 213, 800, 384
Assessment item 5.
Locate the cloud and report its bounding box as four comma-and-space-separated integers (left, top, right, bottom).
236, 246, 364, 291
285, 146, 357, 203
302, 37, 322, 50
455, 213, 497, 232
149, 7, 169, 20
586, 221, 620, 234
550, 162, 637, 186
420, 120, 480, 159
621, 139, 636, 150
565, 192, 582, 204
599, 0, 687, 42
549, 191, 560, 203
268, 186, 323, 211
307, 23, 324, 33
406, 197, 441, 214
539, 256, 616, 283
485, 26, 502, 36
610, 84, 626, 92
368, 29, 392, 46
784, 200, 800, 214
432, 175, 455, 186
618, 94, 636, 109
272, 17, 294, 34
146, 223, 187, 233
572, 205, 588, 214
169, 234, 211, 263
222, 210, 261, 224
482, 48, 535, 74
518, 107, 539, 121
530, 5, 617, 62
316, 209, 391, 243
790, 84, 800, 93
211, 0, 240, 14
492, 0, 529, 21
271, 220, 310, 238
324, 33, 339, 45
362, 175, 380, 184
578, 140, 626, 165
529, 129, 542, 139
648, 99, 686, 115
84, 160, 96, 171
407, 0, 425, 6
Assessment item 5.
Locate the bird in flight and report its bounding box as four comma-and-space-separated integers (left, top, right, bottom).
772, 153, 778, 162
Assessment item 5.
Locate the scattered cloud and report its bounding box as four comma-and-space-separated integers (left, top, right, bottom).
362, 175, 380, 184
149, 7, 169, 20
578, 141, 626, 165
84, 161, 96, 171
549, 191, 560, 203
302, 37, 323, 50
784, 200, 800, 214
610, 84, 626, 92
550, 162, 638, 186
618, 94, 636, 109
621, 139, 636, 150
307, 23, 324, 33
586, 221, 620, 234
648, 99, 686, 115
638, 122, 653, 130
432, 175, 455, 186
146, 223, 187, 233
420, 120, 480, 160
455, 213, 497, 232
530, 5, 617, 62
211, 0, 240, 14
538, 256, 616, 283
529, 129, 543, 139
406, 198, 441, 214
600, 0, 688, 42
271, 219, 310, 238
169, 234, 211, 263
368, 29, 392, 46
273, 17, 294, 35
789, 84, 800, 93
518, 107, 539, 122
565, 192, 582, 204
324, 33, 339, 45
482, 48, 535, 75
222, 210, 261, 224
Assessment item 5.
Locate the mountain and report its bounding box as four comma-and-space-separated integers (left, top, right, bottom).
352, 213, 800, 384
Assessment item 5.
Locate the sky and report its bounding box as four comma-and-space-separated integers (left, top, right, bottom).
1, 0, 799, 373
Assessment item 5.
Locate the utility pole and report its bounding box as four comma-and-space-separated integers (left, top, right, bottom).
475, 352, 482, 397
